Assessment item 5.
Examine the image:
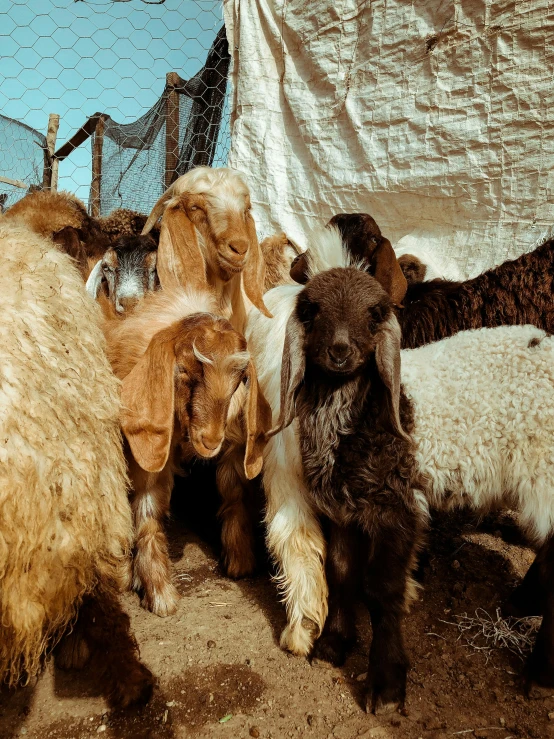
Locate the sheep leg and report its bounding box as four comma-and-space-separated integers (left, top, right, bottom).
77, 580, 155, 709
216, 447, 257, 578
506, 555, 545, 618
362, 518, 418, 715
526, 535, 554, 687
131, 461, 179, 617
311, 521, 361, 666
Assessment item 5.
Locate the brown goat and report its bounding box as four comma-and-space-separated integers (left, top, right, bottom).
105, 288, 271, 615
260, 231, 303, 291
290, 213, 408, 307
142, 166, 271, 332
326, 213, 554, 348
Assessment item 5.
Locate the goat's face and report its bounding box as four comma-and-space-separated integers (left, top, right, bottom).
87, 235, 158, 313
120, 311, 272, 478
272, 267, 407, 441
142, 168, 271, 318
180, 189, 254, 282
173, 316, 249, 458
298, 268, 393, 378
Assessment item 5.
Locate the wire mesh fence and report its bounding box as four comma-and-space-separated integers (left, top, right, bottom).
0, 0, 230, 216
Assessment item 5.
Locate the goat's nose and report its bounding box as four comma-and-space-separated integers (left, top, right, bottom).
328, 343, 352, 366
201, 435, 221, 452
227, 240, 248, 257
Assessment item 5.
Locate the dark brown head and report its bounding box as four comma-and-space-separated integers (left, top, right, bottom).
274, 267, 407, 439
397, 254, 427, 285
120, 313, 271, 479
290, 213, 407, 307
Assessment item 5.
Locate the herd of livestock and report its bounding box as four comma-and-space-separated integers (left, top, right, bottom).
1, 165, 554, 715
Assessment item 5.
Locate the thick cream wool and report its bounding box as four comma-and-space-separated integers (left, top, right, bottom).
0, 220, 132, 685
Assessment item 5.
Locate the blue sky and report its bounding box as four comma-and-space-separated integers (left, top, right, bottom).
0, 0, 227, 202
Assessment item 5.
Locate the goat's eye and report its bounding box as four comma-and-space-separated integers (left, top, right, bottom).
297, 299, 319, 326
369, 304, 386, 326
189, 205, 199, 212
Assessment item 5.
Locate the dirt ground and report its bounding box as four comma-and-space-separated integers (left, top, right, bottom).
1, 466, 554, 739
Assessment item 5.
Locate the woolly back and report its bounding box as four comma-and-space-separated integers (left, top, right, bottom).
0, 222, 132, 685
4, 190, 88, 239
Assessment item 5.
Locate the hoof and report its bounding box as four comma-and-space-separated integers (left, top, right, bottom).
311, 632, 353, 667
366, 663, 407, 715
280, 619, 318, 657
526, 650, 554, 690
108, 661, 155, 710
142, 582, 180, 617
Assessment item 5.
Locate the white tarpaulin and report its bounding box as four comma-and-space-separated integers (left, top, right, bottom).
223, 0, 554, 278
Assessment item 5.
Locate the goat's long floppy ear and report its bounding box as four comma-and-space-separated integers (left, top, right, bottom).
244, 213, 272, 318
373, 238, 408, 306
85, 259, 104, 298
243, 360, 273, 480
53, 226, 88, 276
375, 312, 409, 441
289, 252, 310, 284
141, 188, 173, 235
267, 310, 306, 437
120, 328, 176, 473
157, 205, 208, 292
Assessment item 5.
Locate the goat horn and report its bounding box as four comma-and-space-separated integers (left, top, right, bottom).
142, 187, 175, 235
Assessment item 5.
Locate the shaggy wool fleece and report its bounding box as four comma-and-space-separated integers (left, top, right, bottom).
402, 324, 554, 544
0, 221, 132, 685
4, 189, 88, 238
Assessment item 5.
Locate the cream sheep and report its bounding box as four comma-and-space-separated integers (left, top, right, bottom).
0, 220, 153, 707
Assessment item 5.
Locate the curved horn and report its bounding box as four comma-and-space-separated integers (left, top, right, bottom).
85, 259, 104, 299
141, 185, 175, 235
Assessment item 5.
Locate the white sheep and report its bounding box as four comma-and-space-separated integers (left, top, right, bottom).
0, 220, 153, 707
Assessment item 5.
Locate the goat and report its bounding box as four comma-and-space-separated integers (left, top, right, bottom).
104, 287, 271, 616
327, 213, 554, 348
141, 166, 271, 332
0, 220, 153, 707
86, 234, 158, 314
260, 232, 303, 291
4, 189, 110, 278
269, 266, 427, 713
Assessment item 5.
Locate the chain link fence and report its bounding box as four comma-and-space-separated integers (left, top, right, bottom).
0, 0, 230, 216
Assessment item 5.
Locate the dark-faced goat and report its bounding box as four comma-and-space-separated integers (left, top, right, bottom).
86, 234, 158, 314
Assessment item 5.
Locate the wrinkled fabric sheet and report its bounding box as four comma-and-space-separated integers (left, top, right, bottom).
224, 0, 554, 278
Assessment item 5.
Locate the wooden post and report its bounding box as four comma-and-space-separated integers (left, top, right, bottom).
90, 114, 105, 218
165, 71, 180, 189
42, 113, 60, 190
